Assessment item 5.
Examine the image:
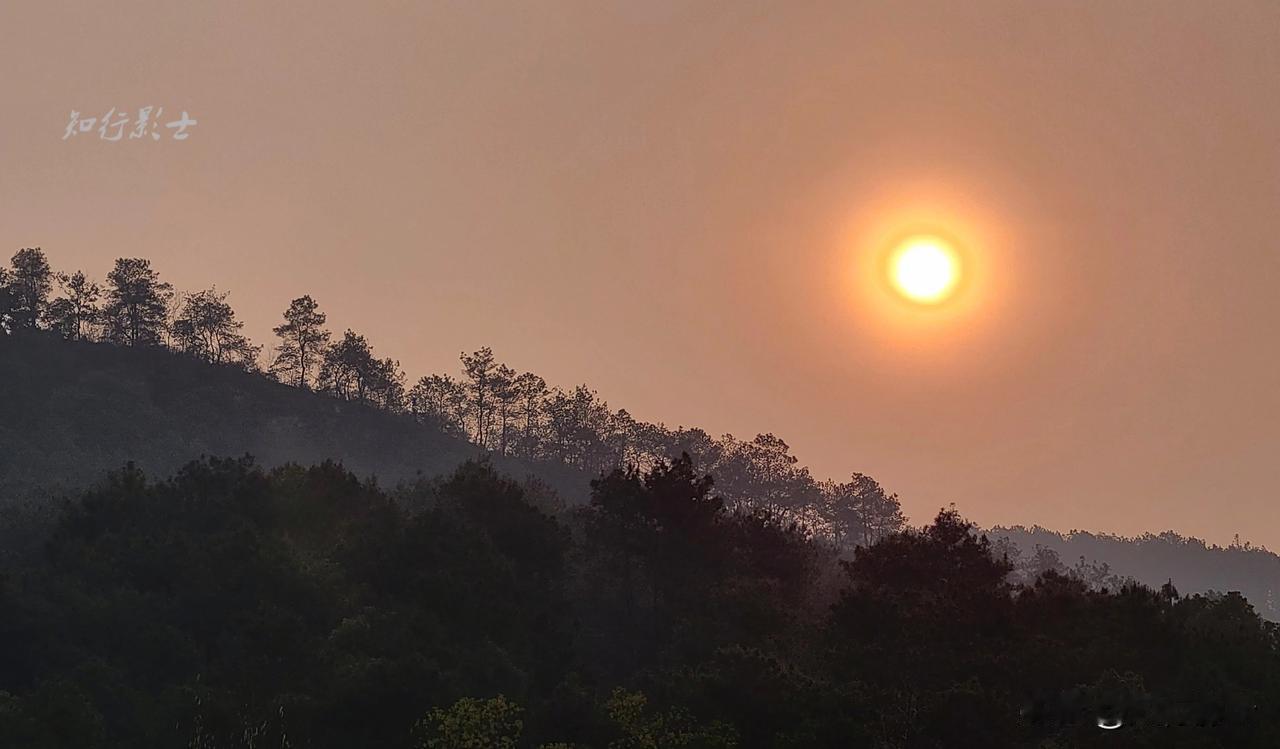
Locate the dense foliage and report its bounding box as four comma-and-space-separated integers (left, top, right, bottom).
0, 456, 1277, 748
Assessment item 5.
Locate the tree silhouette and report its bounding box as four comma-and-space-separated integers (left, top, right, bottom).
6, 248, 52, 330
0, 267, 13, 333
171, 288, 259, 367
408, 373, 467, 436
461, 347, 497, 447
319, 329, 404, 408
492, 363, 517, 456
320, 329, 375, 400
269, 295, 330, 388
46, 271, 101, 341
715, 433, 816, 513
102, 257, 173, 346
821, 472, 907, 549
512, 371, 547, 458
543, 385, 612, 471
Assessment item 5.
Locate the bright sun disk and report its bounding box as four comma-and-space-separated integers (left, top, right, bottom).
889, 236, 961, 304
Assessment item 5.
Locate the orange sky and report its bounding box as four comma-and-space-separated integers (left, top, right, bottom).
4, 1, 1280, 547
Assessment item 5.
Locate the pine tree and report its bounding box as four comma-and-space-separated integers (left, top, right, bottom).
270, 295, 330, 388
102, 258, 173, 346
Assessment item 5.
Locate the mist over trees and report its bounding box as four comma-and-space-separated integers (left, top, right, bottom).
5, 246, 1280, 609
0, 247, 908, 551
992, 525, 1280, 622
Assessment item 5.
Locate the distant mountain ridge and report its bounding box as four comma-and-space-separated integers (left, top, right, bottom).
990, 524, 1280, 621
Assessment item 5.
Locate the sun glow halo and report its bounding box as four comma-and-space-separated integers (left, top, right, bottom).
888, 236, 962, 304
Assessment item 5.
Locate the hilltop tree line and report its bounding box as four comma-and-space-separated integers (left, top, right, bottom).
0, 247, 905, 549
0, 455, 1276, 748
0, 249, 255, 362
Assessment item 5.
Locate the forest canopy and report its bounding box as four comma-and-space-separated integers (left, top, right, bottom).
0, 457, 1277, 747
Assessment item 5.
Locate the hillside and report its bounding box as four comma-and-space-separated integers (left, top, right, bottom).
5, 330, 1280, 624
0, 331, 584, 503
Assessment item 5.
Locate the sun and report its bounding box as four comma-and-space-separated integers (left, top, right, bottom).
887, 235, 962, 304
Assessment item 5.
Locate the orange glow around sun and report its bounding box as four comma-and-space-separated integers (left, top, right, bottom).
833, 180, 1017, 360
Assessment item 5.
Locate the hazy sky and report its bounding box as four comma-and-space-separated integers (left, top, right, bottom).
4, 1, 1280, 547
